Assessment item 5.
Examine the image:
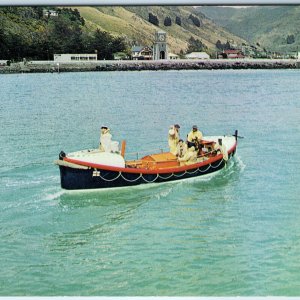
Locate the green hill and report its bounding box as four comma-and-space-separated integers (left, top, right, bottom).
198, 6, 300, 52
0, 7, 127, 60
0, 6, 247, 61
76, 6, 247, 54
3, 5, 300, 61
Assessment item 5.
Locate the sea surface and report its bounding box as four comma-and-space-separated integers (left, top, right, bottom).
0, 69, 300, 296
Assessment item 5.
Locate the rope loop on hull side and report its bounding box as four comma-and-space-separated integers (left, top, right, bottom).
198, 164, 211, 173
158, 173, 175, 180
173, 172, 187, 178
210, 159, 224, 169
186, 168, 199, 175
120, 173, 143, 182
142, 174, 159, 183
98, 171, 122, 182
93, 158, 225, 184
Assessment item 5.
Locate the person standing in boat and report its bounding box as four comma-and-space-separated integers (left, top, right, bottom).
175, 139, 187, 158
168, 124, 180, 155
187, 125, 203, 150
99, 126, 112, 152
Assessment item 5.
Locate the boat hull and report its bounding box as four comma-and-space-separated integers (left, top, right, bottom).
56, 133, 238, 190
58, 152, 234, 190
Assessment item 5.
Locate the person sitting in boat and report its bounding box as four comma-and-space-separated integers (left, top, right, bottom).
99, 126, 112, 152
175, 139, 187, 158
187, 125, 203, 150
168, 124, 180, 155
213, 138, 228, 161
178, 146, 198, 166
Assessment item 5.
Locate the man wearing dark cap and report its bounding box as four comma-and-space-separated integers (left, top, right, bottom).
168, 124, 180, 154
175, 139, 187, 158
187, 125, 203, 149
99, 125, 112, 152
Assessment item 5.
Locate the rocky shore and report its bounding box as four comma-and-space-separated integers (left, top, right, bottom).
1, 59, 300, 74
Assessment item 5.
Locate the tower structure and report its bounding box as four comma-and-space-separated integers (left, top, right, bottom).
153, 30, 168, 60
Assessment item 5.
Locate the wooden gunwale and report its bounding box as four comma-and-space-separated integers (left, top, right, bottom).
63, 141, 237, 175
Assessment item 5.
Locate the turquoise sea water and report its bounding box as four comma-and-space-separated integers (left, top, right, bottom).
0, 69, 300, 296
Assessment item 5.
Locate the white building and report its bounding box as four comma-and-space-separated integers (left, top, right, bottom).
168, 53, 179, 60
185, 52, 210, 59
43, 9, 59, 17
53, 54, 97, 62
0, 60, 9, 66
113, 52, 129, 60
131, 46, 153, 60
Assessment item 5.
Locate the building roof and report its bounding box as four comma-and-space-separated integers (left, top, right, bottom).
224, 49, 242, 54
131, 46, 152, 52
131, 46, 144, 52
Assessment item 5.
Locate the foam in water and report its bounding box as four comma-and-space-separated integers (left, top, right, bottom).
43, 189, 65, 202
235, 155, 246, 171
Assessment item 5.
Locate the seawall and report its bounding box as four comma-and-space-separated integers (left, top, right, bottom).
1, 59, 300, 74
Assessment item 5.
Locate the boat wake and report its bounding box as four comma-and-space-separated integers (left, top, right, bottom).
235, 154, 246, 171
56, 154, 245, 208
43, 189, 65, 202
172, 154, 245, 191
59, 155, 245, 195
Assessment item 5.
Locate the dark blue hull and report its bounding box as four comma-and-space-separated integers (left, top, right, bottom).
59, 155, 233, 190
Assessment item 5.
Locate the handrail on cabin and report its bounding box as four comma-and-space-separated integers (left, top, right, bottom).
124, 140, 217, 160
125, 148, 166, 160
125, 149, 219, 167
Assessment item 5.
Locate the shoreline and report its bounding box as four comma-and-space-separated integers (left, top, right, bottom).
1, 59, 300, 74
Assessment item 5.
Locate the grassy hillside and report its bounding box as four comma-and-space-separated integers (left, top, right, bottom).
0, 7, 126, 61
76, 6, 247, 54
0, 5, 248, 61
198, 6, 300, 52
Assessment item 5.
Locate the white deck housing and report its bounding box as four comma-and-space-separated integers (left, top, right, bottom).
67, 150, 126, 168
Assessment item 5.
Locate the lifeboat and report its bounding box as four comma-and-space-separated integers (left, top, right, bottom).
55, 131, 239, 190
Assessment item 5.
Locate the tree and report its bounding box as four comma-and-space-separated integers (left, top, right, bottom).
224, 41, 231, 50
111, 36, 127, 54
179, 49, 185, 58
32, 7, 44, 19
175, 16, 181, 26
92, 29, 111, 59
287, 34, 295, 44
188, 14, 201, 27
216, 40, 223, 50
148, 13, 159, 26
0, 25, 9, 58
6, 33, 25, 61
0, 7, 126, 61
164, 16, 172, 26
46, 11, 85, 55
215, 40, 232, 51
187, 36, 207, 53
91, 29, 126, 60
